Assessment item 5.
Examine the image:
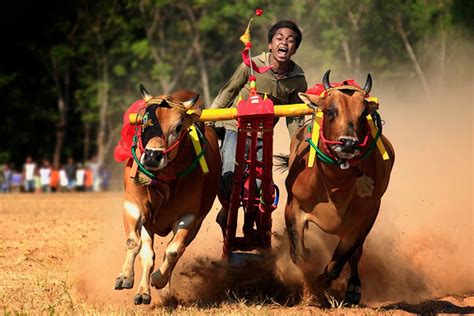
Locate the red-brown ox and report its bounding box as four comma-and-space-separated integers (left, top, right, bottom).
278, 71, 394, 304
114, 86, 221, 305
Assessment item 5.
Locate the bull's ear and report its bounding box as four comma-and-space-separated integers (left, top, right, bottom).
365, 98, 379, 114
139, 83, 153, 102
184, 93, 202, 120
298, 92, 324, 111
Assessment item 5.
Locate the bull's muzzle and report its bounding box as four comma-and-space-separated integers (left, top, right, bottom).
339, 137, 360, 153
332, 136, 362, 160
143, 149, 164, 169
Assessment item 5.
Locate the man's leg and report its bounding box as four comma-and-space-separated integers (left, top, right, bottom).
216, 129, 237, 230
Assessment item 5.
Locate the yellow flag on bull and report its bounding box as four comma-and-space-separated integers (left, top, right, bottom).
239, 17, 254, 45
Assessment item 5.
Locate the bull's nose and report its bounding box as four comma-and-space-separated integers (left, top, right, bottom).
144, 149, 163, 165
339, 137, 360, 153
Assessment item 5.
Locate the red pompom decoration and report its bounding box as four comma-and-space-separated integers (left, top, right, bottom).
255, 8, 263, 16
249, 76, 257, 81
246, 42, 252, 48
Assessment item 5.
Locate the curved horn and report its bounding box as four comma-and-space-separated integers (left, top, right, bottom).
363, 74, 372, 94
182, 92, 200, 110
139, 83, 152, 101
323, 69, 331, 90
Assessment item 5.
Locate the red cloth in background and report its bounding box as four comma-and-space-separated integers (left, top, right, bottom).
306, 80, 362, 96
113, 99, 147, 162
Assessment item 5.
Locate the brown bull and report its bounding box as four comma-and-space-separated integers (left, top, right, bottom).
114, 87, 221, 305
279, 71, 394, 304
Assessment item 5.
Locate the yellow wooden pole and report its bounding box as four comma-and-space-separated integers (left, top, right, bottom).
198, 103, 314, 122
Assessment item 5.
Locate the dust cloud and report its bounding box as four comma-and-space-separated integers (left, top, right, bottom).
73, 38, 473, 307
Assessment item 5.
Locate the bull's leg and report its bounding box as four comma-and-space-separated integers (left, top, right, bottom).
115, 200, 142, 290
343, 204, 380, 304
285, 203, 309, 264
345, 246, 363, 305
134, 225, 154, 305
150, 214, 202, 289
322, 233, 360, 286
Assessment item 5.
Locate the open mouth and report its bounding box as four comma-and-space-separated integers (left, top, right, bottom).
277, 46, 289, 58
331, 145, 361, 160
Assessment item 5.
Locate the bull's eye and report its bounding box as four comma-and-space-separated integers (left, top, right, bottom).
175, 124, 183, 134
325, 104, 337, 118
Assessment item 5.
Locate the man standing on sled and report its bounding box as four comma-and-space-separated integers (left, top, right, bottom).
209, 19, 307, 231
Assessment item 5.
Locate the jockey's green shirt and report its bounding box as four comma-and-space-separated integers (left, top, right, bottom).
210, 52, 307, 137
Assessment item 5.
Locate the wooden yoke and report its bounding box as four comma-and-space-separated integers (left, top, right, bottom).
198, 103, 314, 122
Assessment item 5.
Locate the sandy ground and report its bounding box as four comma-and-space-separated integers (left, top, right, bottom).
0, 84, 472, 314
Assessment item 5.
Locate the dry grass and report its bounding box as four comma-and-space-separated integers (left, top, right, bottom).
0, 193, 471, 315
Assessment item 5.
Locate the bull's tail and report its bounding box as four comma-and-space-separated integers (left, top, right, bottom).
274, 153, 289, 172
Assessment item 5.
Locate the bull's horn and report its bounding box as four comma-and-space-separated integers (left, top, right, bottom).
323, 69, 331, 90
182, 93, 200, 110
139, 83, 153, 101
363, 74, 372, 94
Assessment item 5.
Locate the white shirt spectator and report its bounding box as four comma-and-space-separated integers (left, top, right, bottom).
76, 169, 85, 186
59, 169, 68, 187
25, 163, 36, 181
39, 167, 51, 186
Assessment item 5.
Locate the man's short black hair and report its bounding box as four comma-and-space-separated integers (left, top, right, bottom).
268, 20, 302, 50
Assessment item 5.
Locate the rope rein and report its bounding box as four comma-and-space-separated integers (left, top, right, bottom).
306, 111, 382, 166
131, 124, 207, 181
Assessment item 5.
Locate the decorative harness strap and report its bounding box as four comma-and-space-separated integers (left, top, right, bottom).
305, 111, 382, 168
131, 124, 207, 182
129, 95, 208, 183
304, 85, 389, 169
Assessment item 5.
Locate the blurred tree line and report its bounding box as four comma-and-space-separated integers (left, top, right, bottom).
0, 0, 472, 168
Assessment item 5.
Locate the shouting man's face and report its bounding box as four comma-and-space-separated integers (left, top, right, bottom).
268, 27, 297, 63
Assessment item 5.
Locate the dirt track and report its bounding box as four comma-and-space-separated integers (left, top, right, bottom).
1, 84, 473, 314
0, 189, 472, 315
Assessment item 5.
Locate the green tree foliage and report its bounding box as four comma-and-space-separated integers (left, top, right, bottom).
0, 0, 471, 167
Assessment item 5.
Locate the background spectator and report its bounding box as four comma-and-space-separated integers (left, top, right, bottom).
39, 159, 52, 192
65, 157, 76, 191
50, 164, 60, 192
84, 165, 93, 192
88, 156, 100, 192
4, 164, 12, 192
59, 166, 68, 192
75, 163, 85, 192
34, 169, 41, 193
23, 156, 36, 192
10, 170, 23, 192
99, 164, 111, 191
0, 163, 10, 192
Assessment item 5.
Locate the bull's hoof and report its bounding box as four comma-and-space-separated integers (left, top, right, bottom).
115, 276, 134, 290
345, 277, 361, 305
134, 293, 152, 305
150, 270, 169, 289
142, 293, 151, 304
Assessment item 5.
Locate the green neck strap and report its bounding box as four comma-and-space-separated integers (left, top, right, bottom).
131, 125, 207, 180
305, 112, 382, 166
